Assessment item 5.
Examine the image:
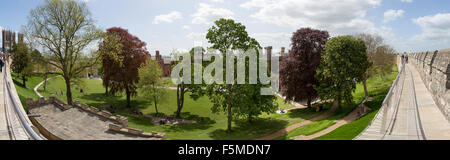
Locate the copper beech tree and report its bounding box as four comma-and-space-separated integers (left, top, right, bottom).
99, 27, 149, 108
280, 28, 329, 109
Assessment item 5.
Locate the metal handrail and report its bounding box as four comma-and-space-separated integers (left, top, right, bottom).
354, 61, 406, 140
2, 58, 43, 140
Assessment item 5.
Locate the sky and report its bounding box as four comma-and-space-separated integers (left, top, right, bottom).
1, 0, 450, 55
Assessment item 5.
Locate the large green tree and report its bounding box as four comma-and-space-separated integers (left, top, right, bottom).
11, 42, 33, 87
24, 0, 101, 104
205, 18, 277, 132
315, 36, 370, 109
98, 27, 149, 108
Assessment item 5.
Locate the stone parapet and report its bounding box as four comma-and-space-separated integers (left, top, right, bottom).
409, 49, 450, 121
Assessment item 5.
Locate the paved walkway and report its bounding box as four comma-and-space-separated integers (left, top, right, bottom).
295, 105, 369, 140
357, 64, 450, 140
0, 69, 10, 140
256, 103, 338, 140
410, 64, 450, 140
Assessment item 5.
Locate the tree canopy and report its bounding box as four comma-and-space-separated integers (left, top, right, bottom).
206, 18, 277, 132
280, 28, 329, 109
315, 36, 370, 109
24, 0, 102, 104
99, 27, 149, 108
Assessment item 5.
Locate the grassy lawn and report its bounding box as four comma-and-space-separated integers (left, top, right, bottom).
12, 65, 396, 140
273, 66, 398, 140
313, 95, 385, 140
34, 76, 325, 140
11, 73, 46, 111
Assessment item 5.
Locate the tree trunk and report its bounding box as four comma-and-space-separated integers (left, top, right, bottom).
226, 84, 232, 133
307, 97, 312, 109
363, 78, 369, 98
105, 85, 109, 95
176, 85, 183, 118
154, 96, 159, 114
22, 75, 26, 88
64, 77, 73, 105
125, 86, 131, 108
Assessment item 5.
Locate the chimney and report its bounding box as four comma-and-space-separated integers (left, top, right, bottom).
265, 46, 272, 59
156, 50, 161, 61
281, 47, 285, 57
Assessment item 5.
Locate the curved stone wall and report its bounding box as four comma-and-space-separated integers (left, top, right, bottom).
410, 49, 450, 121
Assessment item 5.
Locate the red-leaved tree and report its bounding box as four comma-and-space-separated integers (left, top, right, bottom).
280, 28, 329, 109
100, 27, 149, 108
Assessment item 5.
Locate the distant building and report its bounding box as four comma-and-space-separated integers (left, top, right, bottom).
152, 50, 172, 77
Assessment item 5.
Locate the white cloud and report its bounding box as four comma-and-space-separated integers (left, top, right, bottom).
211, 0, 224, 3
153, 11, 183, 24
400, 0, 413, 3
182, 25, 190, 30
384, 9, 405, 23
412, 13, 450, 42
240, 0, 382, 35
191, 3, 234, 24
187, 32, 207, 40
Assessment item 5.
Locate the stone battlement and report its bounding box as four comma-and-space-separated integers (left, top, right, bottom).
409, 49, 450, 121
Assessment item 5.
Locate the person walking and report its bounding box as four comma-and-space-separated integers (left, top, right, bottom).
405, 55, 409, 64
0, 56, 4, 73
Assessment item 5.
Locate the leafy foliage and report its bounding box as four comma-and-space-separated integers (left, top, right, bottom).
280, 28, 329, 108
354, 34, 396, 97
24, 0, 102, 104
315, 36, 371, 109
138, 60, 167, 114
206, 18, 277, 132
11, 42, 33, 87
171, 47, 205, 118
99, 27, 149, 108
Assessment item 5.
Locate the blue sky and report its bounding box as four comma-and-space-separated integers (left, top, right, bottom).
1, 0, 450, 55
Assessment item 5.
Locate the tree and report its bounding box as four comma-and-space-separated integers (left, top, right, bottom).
279, 28, 329, 109
206, 18, 276, 132
98, 32, 123, 95
11, 42, 32, 87
315, 36, 370, 110
171, 47, 205, 118
98, 27, 149, 108
138, 60, 167, 115
354, 33, 395, 98
24, 0, 101, 104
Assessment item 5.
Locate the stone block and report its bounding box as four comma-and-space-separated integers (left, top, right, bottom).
108, 124, 122, 131
127, 128, 144, 135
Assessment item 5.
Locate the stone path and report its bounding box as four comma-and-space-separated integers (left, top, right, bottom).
294, 105, 369, 140
0, 69, 10, 140
357, 64, 450, 140
409, 64, 450, 140
255, 103, 338, 140
34, 76, 58, 98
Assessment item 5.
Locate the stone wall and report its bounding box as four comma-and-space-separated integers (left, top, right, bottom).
410, 49, 450, 121
27, 97, 166, 140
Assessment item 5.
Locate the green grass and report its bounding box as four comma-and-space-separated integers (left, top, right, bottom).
34, 77, 326, 140
273, 66, 398, 140
313, 95, 385, 140
11, 73, 46, 111
12, 65, 397, 140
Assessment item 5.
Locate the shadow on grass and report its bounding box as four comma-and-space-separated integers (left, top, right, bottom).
165, 112, 216, 132
208, 118, 289, 140
80, 93, 150, 111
